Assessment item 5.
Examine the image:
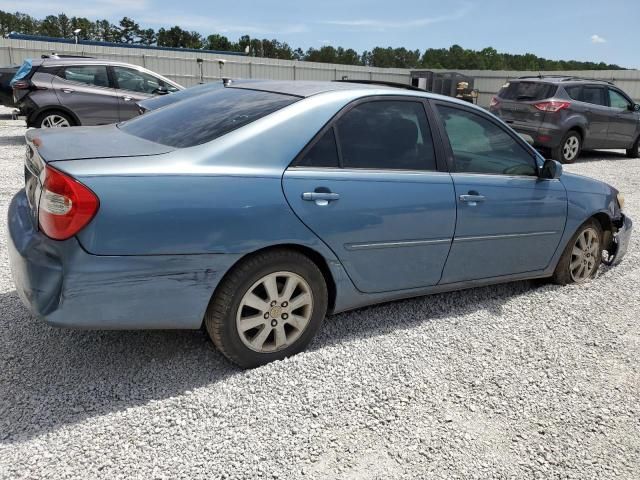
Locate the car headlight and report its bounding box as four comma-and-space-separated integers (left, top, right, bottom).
617, 193, 625, 211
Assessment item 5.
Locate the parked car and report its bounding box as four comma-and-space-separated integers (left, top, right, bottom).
8, 81, 632, 368
489, 76, 640, 163
0, 64, 20, 107
12, 57, 183, 128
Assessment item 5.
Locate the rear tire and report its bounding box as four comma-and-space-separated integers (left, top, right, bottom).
626, 136, 640, 158
551, 130, 582, 164
204, 249, 328, 369
552, 220, 603, 285
35, 110, 75, 128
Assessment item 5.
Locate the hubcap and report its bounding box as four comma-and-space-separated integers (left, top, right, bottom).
562, 135, 580, 161
41, 114, 70, 128
570, 228, 600, 282
236, 271, 313, 353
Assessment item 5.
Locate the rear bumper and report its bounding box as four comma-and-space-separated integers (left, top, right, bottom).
8, 189, 240, 329
508, 122, 564, 149
603, 214, 633, 267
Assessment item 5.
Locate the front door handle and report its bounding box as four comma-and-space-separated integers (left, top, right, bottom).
302, 191, 340, 206
459, 193, 486, 206
61, 88, 74, 94
122, 96, 133, 102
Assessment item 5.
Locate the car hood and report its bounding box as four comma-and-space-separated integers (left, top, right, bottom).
25, 125, 174, 162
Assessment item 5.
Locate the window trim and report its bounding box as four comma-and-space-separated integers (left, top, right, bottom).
430, 99, 540, 178
58, 64, 114, 90
289, 95, 448, 173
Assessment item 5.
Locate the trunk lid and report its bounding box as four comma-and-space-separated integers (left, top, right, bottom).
25, 125, 175, 162
494, 81, 557, 127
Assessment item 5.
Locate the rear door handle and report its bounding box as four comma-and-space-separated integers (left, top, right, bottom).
122, 96, 133, 102
61, 88, 74, 94
302, 192, 340, 206
459, 194, 486, 206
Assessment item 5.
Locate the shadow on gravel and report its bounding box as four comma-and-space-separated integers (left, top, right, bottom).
0, 278, 544, 443
0, 135, 24, 146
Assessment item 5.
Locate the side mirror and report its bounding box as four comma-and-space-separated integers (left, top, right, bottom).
153, 86, 169, 95
630, 103, 640, 112
540, 159, 563, 179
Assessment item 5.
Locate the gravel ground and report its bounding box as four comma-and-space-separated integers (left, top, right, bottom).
0, 107, 638, 479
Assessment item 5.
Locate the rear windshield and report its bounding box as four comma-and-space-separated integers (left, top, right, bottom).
497, 81, 557, 101
120, 87, 299, 148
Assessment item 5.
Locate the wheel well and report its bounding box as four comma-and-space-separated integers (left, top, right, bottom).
591, 212, 614, 247
206, 244, 338, 322
29, 106, 80, 127
567, 126, 584, 141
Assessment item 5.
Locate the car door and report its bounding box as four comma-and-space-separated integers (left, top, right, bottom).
606, 87, 639, 147
111, 66, 178, 121
51, 64, 120, 125
432, 102, 567, 284
578, 85, 611, 148
283, 98, 457, 294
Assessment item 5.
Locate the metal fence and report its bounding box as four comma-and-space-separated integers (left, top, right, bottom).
1, 37, 639, 107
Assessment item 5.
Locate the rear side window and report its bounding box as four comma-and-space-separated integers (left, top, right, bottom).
336, 101, 436, 170
61, 65, 110, 88
565, 85, 582, 101
298, 128, 340, 168
497, 81, 557, 101
581, 86, 606, 106
120, 88, 298, 148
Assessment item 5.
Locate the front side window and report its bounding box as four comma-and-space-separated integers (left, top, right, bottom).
609, 89, 630, 109
335, 101, 436, 170
120, 87, 298, 148
113, 66, 178, 94
61, 65, 110, 88
581, 86, 606, 106
437, 105, 537, 176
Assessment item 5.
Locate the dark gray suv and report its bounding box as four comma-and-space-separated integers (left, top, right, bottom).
12, 57, 182, 128
489, 76, 640, 163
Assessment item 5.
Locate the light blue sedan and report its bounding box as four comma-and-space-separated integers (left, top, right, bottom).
8, 80, 632, 368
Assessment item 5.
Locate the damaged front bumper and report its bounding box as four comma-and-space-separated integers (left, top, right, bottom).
603, 214, 633, 267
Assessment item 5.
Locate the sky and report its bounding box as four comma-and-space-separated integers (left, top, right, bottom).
2, 0, 638, 68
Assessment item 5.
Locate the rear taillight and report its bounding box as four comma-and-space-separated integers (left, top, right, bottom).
11, 80, 31, 90
38, 165, 99, 240
489, 96, 500, 108
534, 101, 571, 113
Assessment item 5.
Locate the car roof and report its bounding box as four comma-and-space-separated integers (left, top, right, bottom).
227, 80, 389, 98
511, 76, 614, 86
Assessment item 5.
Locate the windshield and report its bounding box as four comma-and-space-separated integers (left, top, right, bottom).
139, 81, 225, 112
120, 87, 299, 148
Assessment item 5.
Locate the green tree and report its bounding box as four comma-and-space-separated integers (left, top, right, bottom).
206, 34, 232, 51
157, 26, 203, 49
118, 17, 140, 44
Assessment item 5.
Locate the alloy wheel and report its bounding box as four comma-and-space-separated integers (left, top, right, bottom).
562, 135, 580, 162
569, 227, 600, 282
41, 114, 71, 128
236, 271, 314, 353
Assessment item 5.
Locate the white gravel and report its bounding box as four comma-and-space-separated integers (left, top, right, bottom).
0, 107, 639, 479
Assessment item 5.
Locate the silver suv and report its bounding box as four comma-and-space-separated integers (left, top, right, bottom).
489, 76, 640, 163
12, 57, 182, 128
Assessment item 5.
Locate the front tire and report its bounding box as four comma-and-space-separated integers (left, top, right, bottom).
551, 130, 582, 164
204, 249, 328, 368
553, 220, 603, 285
626, 136, 640, 158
